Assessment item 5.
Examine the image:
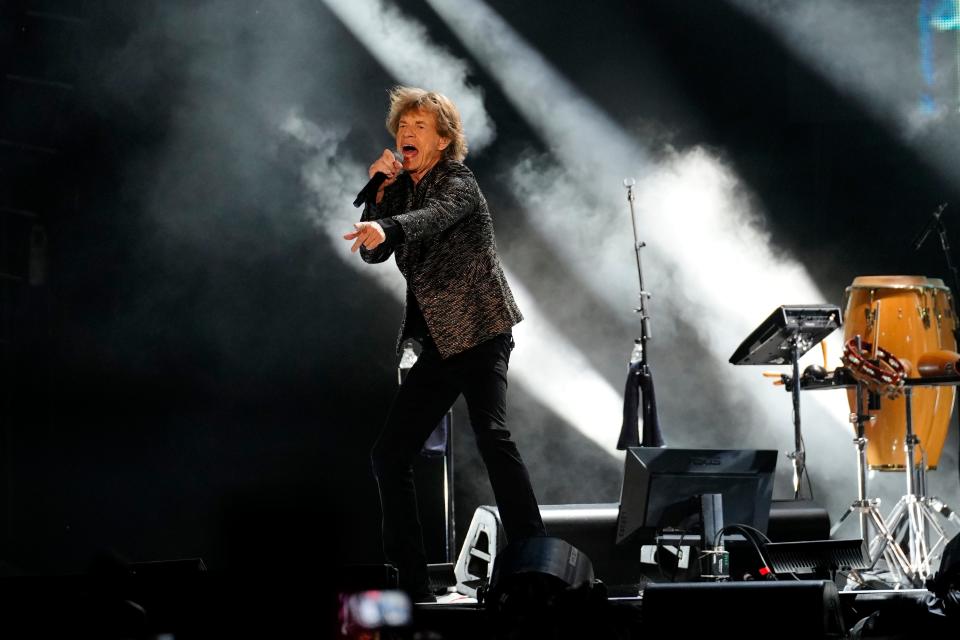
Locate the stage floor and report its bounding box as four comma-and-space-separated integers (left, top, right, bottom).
0, 574, 950, 638
404, 583, 943, 639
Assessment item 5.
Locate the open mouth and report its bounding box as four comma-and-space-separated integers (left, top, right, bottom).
401, 144, 418, 160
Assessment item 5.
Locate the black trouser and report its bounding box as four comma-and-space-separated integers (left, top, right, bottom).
370, 333, 545, 594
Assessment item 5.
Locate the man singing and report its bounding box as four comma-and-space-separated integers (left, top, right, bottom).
344, 87, 545, 601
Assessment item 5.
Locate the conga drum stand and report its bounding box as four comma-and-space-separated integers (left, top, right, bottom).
877, 387, 960, 587
830, 378, 912, 586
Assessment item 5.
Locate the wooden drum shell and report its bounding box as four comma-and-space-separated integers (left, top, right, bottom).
843, 276, 957, 470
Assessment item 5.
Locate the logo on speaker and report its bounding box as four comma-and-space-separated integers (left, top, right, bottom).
690, 457, 721, 466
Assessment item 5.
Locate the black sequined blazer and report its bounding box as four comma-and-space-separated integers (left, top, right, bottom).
360, 159, 523, 358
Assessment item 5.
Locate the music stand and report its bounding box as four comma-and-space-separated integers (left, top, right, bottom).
730, 305, 842, 499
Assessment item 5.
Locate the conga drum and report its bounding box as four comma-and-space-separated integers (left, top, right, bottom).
843, 276, 957, 470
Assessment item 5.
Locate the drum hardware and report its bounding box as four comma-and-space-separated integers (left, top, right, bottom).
917, 302, 930, 329
870, 387, 960, 587
803, 364, 960, 588
864, 303, 876, 336
729, 304, 842, 500
830, 336, 914, 587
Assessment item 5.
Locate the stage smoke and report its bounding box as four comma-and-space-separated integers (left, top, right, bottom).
321, 0, 495, 152
281, 113, 624, 457
729, 0, 960, 182
279, 110, 406, 295
428, 0, 858, 515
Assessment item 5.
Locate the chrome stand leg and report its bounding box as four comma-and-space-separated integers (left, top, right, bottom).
867, 498, 913, 585
834, 378, 915, 587
876, 389, 960, 587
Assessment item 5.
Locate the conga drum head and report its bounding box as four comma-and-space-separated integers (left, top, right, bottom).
849, 275, 929, 288
843, 276, 957, 470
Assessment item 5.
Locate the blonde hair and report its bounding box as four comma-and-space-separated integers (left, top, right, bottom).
385, 86, 468, 162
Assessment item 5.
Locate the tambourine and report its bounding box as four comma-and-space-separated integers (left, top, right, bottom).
841, 338, 906, 399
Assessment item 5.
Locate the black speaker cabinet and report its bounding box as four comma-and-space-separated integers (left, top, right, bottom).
455, 504, 647, 596
642, 580, 846, 639
768, 499, 831, 542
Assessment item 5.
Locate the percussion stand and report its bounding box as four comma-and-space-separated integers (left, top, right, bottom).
730, 305, 840, 499
879, 387, 960, 586
787, 331, 807, 500
830, 368, 912, 586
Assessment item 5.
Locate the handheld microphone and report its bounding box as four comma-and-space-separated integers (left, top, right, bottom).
353, 152, 403, 208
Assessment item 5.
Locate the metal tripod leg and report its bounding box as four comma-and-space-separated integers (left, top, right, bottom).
833, 377, 914, 586
833, 496, 912, 586
917, 498, 951, 576
876, 389, 960, 586
871, 496, 905, 561
865, 500, 913, 583
881, 492, 956, 584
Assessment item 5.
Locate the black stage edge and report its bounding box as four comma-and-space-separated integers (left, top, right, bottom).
412, 584, 945, 640
0, 573, 948, 638
0, 572, 344, 638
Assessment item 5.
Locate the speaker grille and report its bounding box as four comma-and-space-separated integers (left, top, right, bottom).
764, 538, 869, 574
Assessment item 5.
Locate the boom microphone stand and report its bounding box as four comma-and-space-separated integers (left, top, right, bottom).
913, 203, 960, 500
617, 178, 664, 450
932, 205, 960, 496
914, 204, 959, 343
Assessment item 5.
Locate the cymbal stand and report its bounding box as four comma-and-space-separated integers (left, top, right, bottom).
830, 360, 912, 586
878, 388, 960, 586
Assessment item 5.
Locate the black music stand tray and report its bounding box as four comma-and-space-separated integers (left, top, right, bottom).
729, 305, 842, 499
